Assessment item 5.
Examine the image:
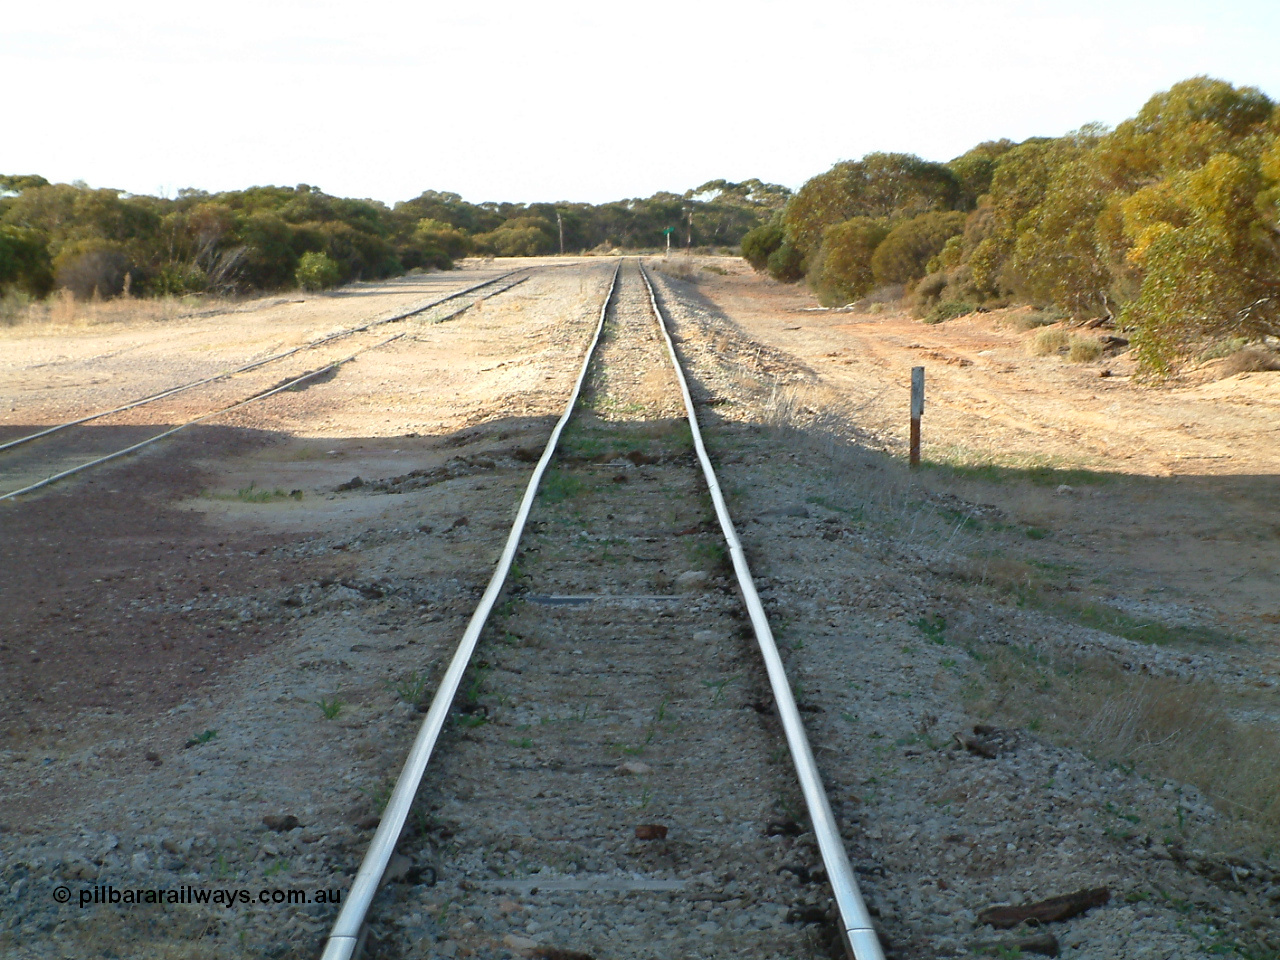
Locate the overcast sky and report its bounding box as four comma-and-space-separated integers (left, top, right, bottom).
5, 0, 1279, 205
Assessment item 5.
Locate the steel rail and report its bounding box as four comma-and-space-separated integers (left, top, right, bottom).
0, 271, 523, 456
318, 261, 622, 960
0, 279, 526, 503
637, 261, 885, 960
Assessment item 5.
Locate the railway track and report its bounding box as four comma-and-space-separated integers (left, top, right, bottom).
0, 271, 526, 502
323, 260, 883, 960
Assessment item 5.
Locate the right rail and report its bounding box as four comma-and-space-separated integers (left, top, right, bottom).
639, 261, 885, 960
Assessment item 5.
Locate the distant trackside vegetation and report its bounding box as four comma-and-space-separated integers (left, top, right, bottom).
0, 176, 788, 302
742, 76, 1280, 375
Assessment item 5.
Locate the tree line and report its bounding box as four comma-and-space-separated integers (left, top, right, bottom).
0, 177, 788, 302
742, 77, 1280, 373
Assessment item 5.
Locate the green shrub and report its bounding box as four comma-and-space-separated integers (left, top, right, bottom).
946, 140, 1016, 207
0, 225, 53, 297
808, 217, 891, 306
1198, 337, 1251, 361
0, 288, 32, 325
409, 218, 470, 269
911, 271, 949, 313
741, 221, 785, 271
295, 251, 341, 291
472, 217, 555, 257
765, 241, 804, 282
924, 299, 976, 324
926, 234, 965, 274
870, 210, 967, 286
783, 153, 960, 259
151, 262, 208, 296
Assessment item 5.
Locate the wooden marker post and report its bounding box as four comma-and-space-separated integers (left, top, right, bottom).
910, 366, 924, 468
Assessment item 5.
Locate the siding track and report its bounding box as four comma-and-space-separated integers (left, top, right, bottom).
0, 272, 526, 502
322, 260, 882, 960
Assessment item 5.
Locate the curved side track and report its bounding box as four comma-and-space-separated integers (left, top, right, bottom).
319, 262, 623, 960
0, 276, 528, 502
638, 261, 884, 960
0, 270, 523, 456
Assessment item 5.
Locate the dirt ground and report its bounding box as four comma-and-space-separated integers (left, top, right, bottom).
665, 259, 1280, 642
0, 262, 610, 817
1, 257, 1277, 959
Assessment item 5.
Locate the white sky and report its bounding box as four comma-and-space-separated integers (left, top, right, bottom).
4, 0, 1280, 206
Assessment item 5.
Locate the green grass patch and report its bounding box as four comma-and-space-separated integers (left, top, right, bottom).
924, 459, 1114, 488
1036, 595, 1237, 647
686, 539, 728, 568
217, 482, 304, 503
911, 614, 948, 644
805, 495, 865, 520
539, 471, 585, 503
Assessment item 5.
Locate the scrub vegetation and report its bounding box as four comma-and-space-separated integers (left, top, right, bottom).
741, 76, 1280, 375
0, 176, 787, 309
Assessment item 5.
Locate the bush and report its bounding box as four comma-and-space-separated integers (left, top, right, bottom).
910, 262, 985, 320
410, 218, 470, 269
924, 299, 976, 324
765, 241, 804, 282
1198, 337, 1251, 361
0, 288, 32, 325
150, 262, 208, 296
740, 221, 784, 271
52, 240, 132, 299
783, 153, 960, 259
0, 225, 53, 297
911, 271, 949, 313
927, 234, 965, 274
1029, 328, 1071, 355
1067, 335, 1104, 362
870, 210, 967, 286
808, 217, 891, 306
295, 251, 341, 291
472, 217, 555, 257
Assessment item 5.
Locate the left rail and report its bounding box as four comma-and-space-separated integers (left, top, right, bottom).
318, 261, 621, 960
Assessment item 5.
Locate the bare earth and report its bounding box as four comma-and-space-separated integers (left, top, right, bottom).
678, 261, 1280, 638
0, 257, 1276, 960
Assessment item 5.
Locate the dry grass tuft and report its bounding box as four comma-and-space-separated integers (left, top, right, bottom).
1220, 346, 1280, 376
652, 259, 699, 283
0, 290, 231, 333
1029, 327, 1071, 356
965, 642, 1280, 843
1005, 306, 1065, 332
1067, 335, 1104, 363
